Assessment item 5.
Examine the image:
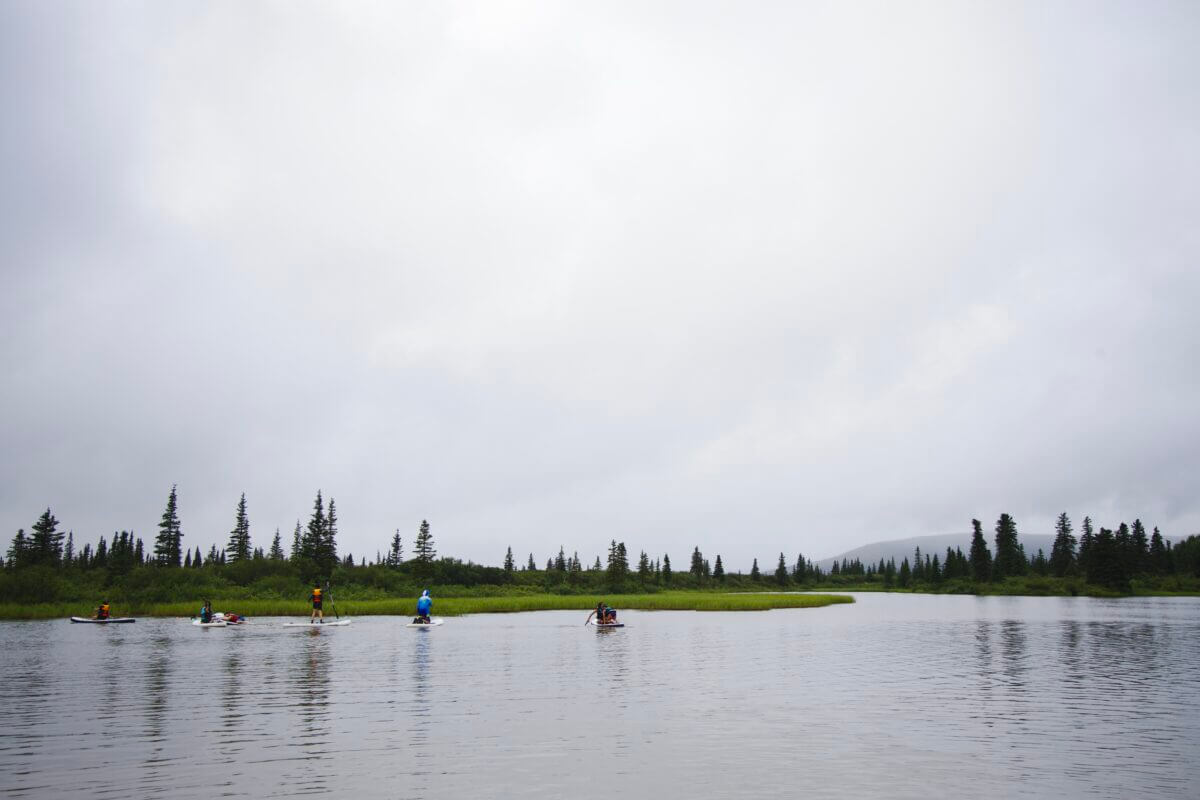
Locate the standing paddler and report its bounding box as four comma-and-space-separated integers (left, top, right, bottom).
310, 583, 324, 624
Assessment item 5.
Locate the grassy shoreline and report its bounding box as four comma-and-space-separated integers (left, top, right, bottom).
0, 591, 854, 620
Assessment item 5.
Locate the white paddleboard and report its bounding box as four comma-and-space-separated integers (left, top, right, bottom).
70, 617, 136, 624
192, 619, 227, 627
406, 618, 444, 628
588, 621, 625, 628
283, 619, 352, 627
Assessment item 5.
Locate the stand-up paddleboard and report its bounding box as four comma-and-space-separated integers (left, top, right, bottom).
191, 619, 227, 628
406, 618, 444, 628
588, 621, 625, 629
283, 619, 352, 627
70, 617, 136, 624
213, 613, 247, 625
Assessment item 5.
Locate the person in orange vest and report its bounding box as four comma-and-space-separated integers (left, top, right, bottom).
310, 584, 324, 624
95, 601, 111, 620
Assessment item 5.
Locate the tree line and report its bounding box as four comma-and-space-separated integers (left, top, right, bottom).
5, 490, 1200, 601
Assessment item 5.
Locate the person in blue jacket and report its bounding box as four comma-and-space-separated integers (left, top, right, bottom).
414, 589, 432, 624
199, 600, 212, 624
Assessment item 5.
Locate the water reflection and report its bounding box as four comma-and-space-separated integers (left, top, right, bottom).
1, 599, 1198, 800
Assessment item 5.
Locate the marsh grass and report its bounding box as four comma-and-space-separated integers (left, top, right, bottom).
0, 592, 853, 620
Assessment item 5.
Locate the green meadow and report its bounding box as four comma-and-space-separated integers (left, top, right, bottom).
0, 591, 853, 620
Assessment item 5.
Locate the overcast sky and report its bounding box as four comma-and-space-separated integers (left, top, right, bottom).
2, 1, 1197, 569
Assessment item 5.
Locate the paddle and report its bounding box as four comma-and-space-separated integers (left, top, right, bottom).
325, 580, 340, 620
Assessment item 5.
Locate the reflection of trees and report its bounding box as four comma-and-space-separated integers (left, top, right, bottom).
291, 634, 331, 748
143, 634, 173, 762
999, 620, 1028, 687
222, 649, 242, 731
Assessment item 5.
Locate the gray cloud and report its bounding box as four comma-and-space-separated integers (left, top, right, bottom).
3, 1, 1198, 568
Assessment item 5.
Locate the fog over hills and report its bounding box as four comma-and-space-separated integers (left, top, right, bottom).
816, 532, 1056, 571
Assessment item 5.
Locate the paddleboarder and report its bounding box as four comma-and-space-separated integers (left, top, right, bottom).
310, 583, 324, 624
95, 601, 111, 621
199, 600, 213, 623
414, 589, 432, 624
585, 602, 616, 625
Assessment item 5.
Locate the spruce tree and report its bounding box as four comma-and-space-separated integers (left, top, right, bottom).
1049, 512, 1076, 577
1088, 526, 1127, 591
302, 492, 326, 564
526, 553, 537, 571
28, 508, 64, 567
690, 547, 704, 578
662, 554, 672, 585
185, 549, 192, 568
269, 529, 286, 561
713, 554, 725, 581
7, 529, 28, 569
155, 485, 183, 567
775, 553, 789, 586
992, 513, 1024, 580
898, 557, 911, 587
1149, 527, 1168, 575
412, 522, 436, 578
1130, 520, 1149, 575
193, 545, 203, 568
64, 531, 75, 565
750, 558, 761, 581
135, 538, 144, 564
555, 546, 567, 572
637, 550, 650, 585
290, 521, 301, 562
226, 493, 252, 562
504, 546, 515, 573
388, 529, 403, 567
321, 498, 340, 574
969, 519, 992, 582
1078, 516, 1095, 574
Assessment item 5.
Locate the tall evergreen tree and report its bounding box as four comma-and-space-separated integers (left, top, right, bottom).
969, 519, 992, 582
302, 492, 326, 563
690, 547, 705, 577
503, 546, 515, 573
320, 498, 340, 574
992, 513, 1024, 580
661, 553, 672, 585
414, 520, 436, 564
28, 508, 64, 566
1088, 526, 1127, 590
637, 551, 651, 585
269, 529, 286, 561
1049, 511, 1076, 577
1130, 520, 1149, 575
526, 553, 536, 571
1149, 527, 1168, 575
555, 546, 567, 572
289, 522, 302, 566
388, 529, 403, 567
7, 529, 28, 569
226, 493, 252, 562
713, 554, 725, 581
750, 558, 761, 581
775, 553, 789, 586
154, 485, 183, 567
1078, 516, 1095, 574
193, 545, 203, 568
135, 537, 144, 564
64, 531, 75, 565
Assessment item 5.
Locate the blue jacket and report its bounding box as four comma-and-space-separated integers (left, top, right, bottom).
417, 593, 432, 615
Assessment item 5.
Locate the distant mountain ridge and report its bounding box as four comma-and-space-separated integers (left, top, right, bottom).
816, 532, 1056, 571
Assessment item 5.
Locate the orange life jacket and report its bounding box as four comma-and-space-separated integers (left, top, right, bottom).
99, 604, 110, 618
311, 588, 322, 603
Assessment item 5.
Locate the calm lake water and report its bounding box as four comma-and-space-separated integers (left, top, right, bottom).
2, 594, 1198, 799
